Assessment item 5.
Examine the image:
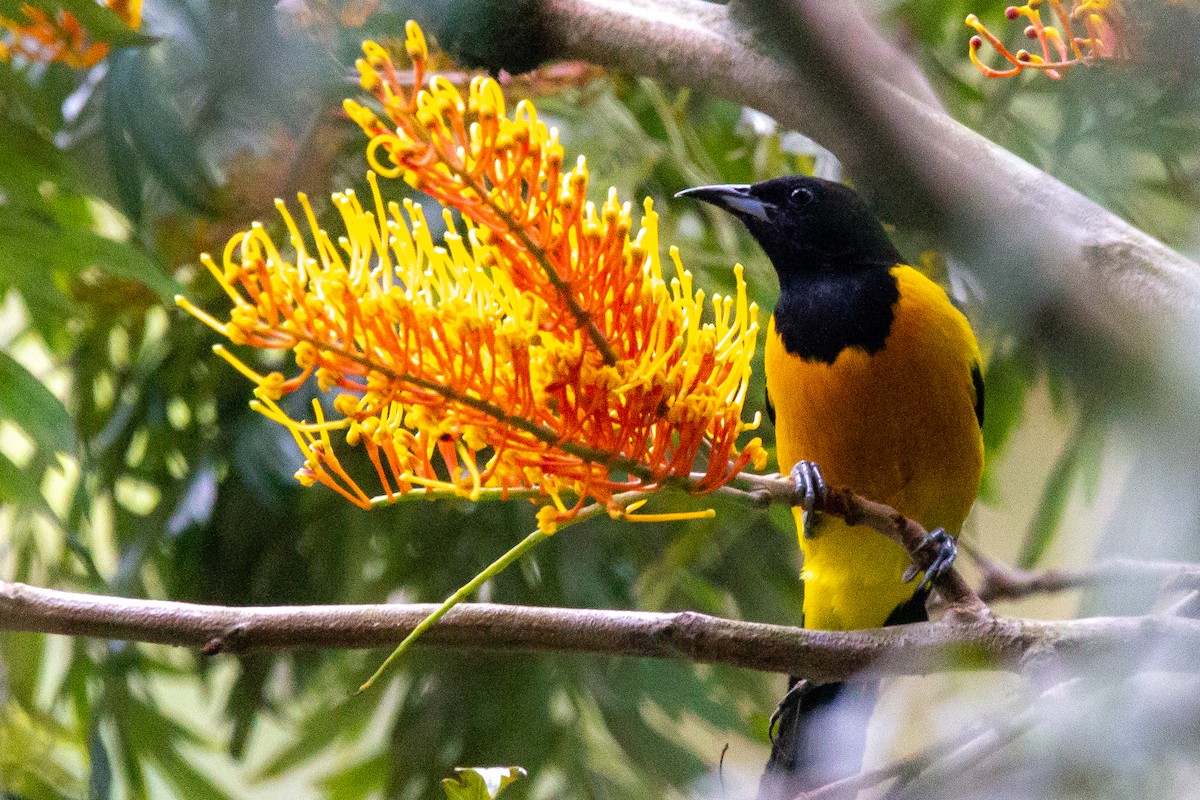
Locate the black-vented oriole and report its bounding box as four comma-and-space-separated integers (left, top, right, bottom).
678, 176, 984, 787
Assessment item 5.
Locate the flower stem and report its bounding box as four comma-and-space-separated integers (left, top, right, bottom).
356, 502, 607, 694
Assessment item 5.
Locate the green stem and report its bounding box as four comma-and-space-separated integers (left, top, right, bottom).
356, 503, 608, 693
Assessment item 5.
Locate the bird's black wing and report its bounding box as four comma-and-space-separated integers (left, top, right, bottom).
971, 362, 985, 430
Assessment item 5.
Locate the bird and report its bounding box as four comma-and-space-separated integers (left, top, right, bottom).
677, 176, 984, 795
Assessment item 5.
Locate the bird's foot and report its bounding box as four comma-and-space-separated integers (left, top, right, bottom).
768, 679, 810, 743
789, 460, 827, 540
902, 528, 957, 591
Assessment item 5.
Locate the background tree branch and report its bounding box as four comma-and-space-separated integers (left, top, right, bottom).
974, 552, 1200, 604
796, 679, 1081, 800
538, 0, 1200, 317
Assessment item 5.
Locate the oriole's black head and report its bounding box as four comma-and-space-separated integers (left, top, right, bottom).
675, 176, 902, 282
677, 176, 904, 364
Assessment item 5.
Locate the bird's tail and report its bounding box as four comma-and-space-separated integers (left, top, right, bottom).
757, 588, 931, 799
757, 678, 880, 799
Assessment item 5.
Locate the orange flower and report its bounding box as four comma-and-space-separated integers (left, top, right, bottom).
1, 0, 142, 68
966, 0, 1126, 79
179, 21, 766, 530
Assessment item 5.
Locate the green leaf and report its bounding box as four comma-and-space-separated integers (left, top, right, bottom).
0, 0, 157, 48
0, 702, 87, 799
981, 341, 1038, 457
103, 75, 144, 223
0, 206, 179, 303
112, 693, 234, 800
87, 724, 113, 800
0, 632, 45, 707
978, 340, 1039, 503
1017, 428, 1085, 568
441, 767, 527, 800
0, 351, 74, 455
107, 49, 218, 216
0, 117, 65, 197
0, 451, 56, 521
317, 752, 388, 800
254, 693, 376, 780
0, 60, 59, 128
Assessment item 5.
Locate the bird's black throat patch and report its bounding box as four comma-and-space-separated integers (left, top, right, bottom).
773, 266, 900, 365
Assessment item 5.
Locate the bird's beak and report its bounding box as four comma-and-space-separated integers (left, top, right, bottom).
675, 184, 772, 222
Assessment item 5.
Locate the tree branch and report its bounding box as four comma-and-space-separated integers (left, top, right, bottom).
537, 0, 1200, 339
972, 551, 1200, 604
718, 472, 985, 616
796, 679, 1080, 800
6, 581, 1200, 684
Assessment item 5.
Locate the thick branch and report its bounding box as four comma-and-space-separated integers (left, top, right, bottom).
5, 581, 1200, 683
538, 0, 1200, 319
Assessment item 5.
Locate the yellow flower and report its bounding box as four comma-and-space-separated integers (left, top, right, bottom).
179, 21, 766, 526
1, 0, 142, 68
966, 0, 1127, 80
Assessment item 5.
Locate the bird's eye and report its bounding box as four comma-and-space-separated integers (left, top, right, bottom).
790, 186, 815, 206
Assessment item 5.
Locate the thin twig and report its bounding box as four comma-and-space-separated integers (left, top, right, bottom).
717, 473, 986, 616
794, 679, 1081, 800
359, 491, 659, 692
876, 680, 1089, 800
355, 463, 982, 620
1168, 590, 1200, 619
971, 549, 1200, 604
373, 467, 983, 693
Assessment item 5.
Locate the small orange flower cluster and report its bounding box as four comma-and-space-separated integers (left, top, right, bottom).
1, 0, 142, 68
966, 0, 1124, 79
179, 21, 766, 529
277, 0, 382, 36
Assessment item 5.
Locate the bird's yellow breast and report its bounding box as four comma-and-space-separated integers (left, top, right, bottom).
765, 265, 983, 630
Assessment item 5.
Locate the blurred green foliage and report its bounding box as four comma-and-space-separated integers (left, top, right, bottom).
1, 0, 1198, 798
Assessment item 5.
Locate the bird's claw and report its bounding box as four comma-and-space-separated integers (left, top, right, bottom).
902, 528, 957, 592
789, 460, 828, 539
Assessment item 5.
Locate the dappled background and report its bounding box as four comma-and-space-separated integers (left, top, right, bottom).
2, 0, 1200, 798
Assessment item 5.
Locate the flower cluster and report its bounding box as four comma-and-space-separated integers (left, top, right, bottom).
179, 21, 765, 529
0, 0, 141, 68
966, 0, 1124, 79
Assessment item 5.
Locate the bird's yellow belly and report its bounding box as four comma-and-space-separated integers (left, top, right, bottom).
765, 267, 983, 631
